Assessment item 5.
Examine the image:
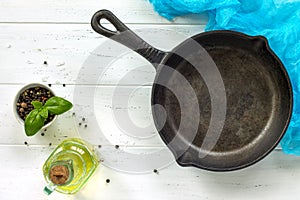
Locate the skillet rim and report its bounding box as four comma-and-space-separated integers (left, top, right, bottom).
151, 30, 293, 171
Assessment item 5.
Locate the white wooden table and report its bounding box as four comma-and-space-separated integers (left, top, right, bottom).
1, 1, 300, 199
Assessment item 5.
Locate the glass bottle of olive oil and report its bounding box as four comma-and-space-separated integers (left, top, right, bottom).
43, 138, 99, 195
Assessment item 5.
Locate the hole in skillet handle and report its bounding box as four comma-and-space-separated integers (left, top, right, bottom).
91, 9, 167, 68
99, 18, 117, 32
91, 9, 129, 38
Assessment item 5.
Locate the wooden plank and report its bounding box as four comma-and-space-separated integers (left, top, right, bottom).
0, 24, 205, 85
0, 84, 283, 150
0, 146, 297, 200
1, 84, 165, 146
0, 0, 208, 24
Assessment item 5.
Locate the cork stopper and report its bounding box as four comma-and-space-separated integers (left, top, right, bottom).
49, 165, 70, 185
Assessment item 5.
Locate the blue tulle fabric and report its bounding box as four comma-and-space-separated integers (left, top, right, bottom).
149, 0, 300, 155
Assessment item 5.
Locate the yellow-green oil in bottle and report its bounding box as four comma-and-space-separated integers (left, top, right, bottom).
43, 138, 99, 195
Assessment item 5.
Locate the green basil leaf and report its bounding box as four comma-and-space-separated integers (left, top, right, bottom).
31, 101, 43, 109
39, 107, 48, 119
44, 96, 73, 115
25, 109, 45, 136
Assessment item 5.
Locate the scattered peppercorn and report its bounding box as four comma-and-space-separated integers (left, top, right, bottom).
153, 169, 158, 174
49, 143, 52, 146
41, 133, 45, 136
48, 84, 51, 87
106, 179, 110, 183
63, 84, 66, 87
84, 124, 87, 128
43, 61, 48, 65
98, 145, 102, 148
82, 118, 85, 121
24, 141, 28, 145
79, 123, 82, 126
115, 145, 119, 149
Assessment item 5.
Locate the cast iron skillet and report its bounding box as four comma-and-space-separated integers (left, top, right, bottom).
91, 10, 293, 171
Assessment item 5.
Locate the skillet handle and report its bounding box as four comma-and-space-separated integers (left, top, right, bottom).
91, 10, 166, 66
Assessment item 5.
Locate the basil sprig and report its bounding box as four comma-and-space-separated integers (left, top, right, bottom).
24, 96, 72, 136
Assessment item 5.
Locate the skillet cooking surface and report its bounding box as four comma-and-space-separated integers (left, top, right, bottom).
152, 32, 292, 171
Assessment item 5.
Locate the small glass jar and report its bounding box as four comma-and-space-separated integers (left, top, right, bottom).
43, 138, 99, 195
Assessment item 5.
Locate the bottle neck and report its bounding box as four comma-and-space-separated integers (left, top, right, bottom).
49, 159, 74, 185
44, 160, 74, 195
